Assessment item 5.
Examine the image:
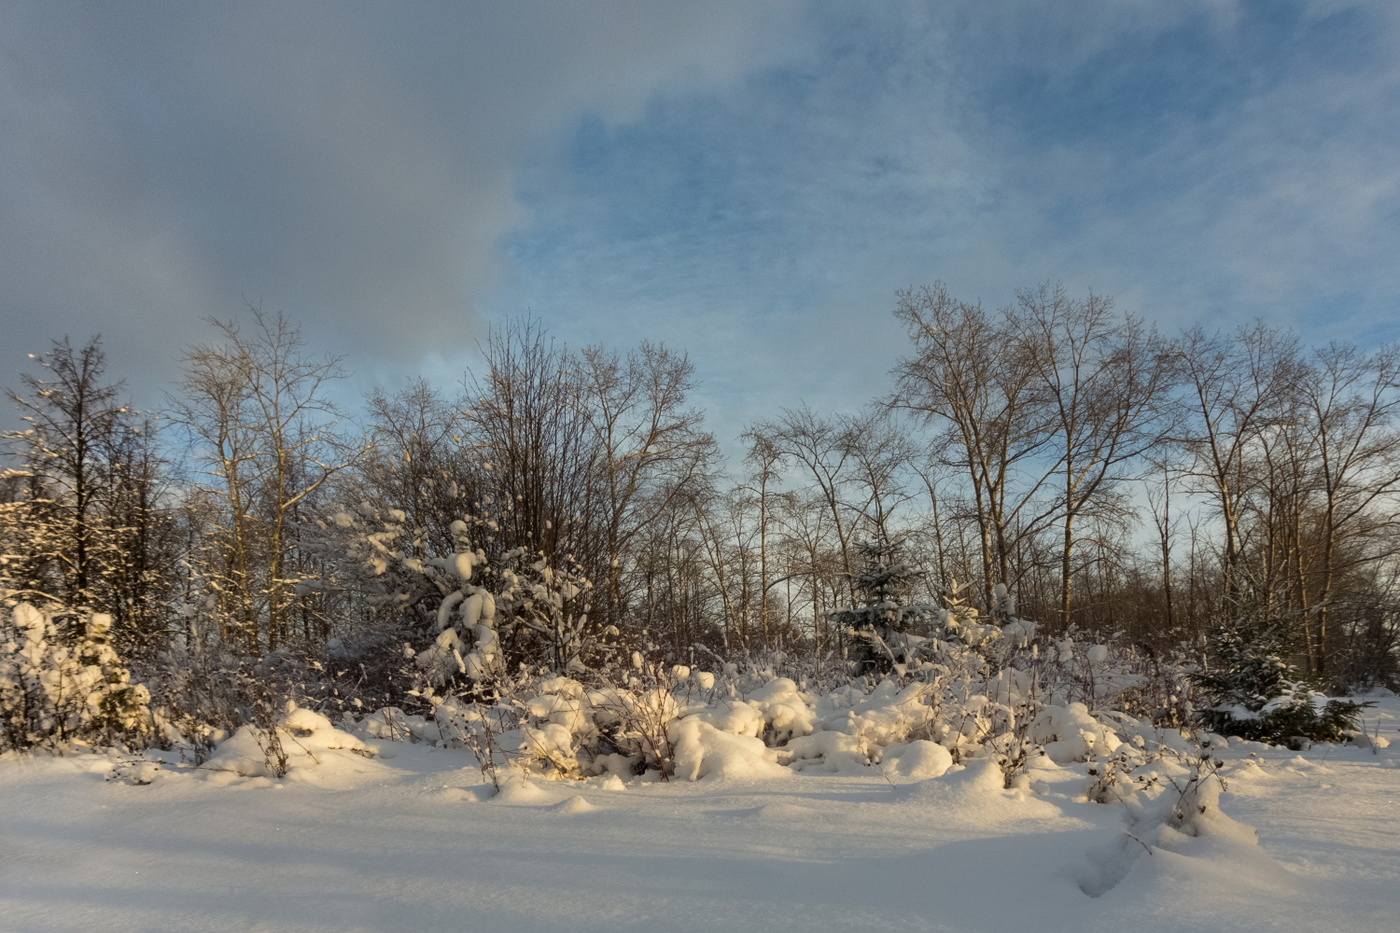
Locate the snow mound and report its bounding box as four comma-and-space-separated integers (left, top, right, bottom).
554, 795, 597, 814
432, 787, 477, 804
900, 758, 1002, 803
1348, 731, 1389, 749
1285, 755, 1335, 774
1029, 702, 1121, 764
786, 730, 871, 774
897, 758, 1061, 822
1228, 759, 1273, 786
1080, 772, 1273, 899
695, 699, 766, 737
669, 717, 787, 781
882, 740, 954, 779
731, 802, 816, 822
355, 707, 441, 744
744, 677, 817, 742
494, 773, 549, 804
203, 706, 378, 781
106, 758, 165, 786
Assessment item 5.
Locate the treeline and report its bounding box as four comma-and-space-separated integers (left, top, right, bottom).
3, 284, 1399, 705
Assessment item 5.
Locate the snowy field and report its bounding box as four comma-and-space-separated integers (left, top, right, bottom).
3, 698, 1398, 933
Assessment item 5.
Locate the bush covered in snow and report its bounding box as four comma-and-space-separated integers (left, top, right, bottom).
318, 507, 598, 691
0, 602, 151, 752
204, 705, 377, 779
5, 529, 1373, 807
310, 616, 1224, 801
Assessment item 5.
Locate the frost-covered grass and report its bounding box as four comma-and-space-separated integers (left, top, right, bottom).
3, 697, 1399, 933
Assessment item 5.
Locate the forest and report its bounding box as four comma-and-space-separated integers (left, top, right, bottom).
2, 282, 1397, 758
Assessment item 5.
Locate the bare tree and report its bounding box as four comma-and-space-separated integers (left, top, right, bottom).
893, 283, 1058, 607
1010, 284, 1175, 631
465, 320, 604, 576
771, 487, 848, 652
1174, 322, 1302, 620
689, 482, 762, 650
745, 405, 861, 602
632, 482, 717, 653
171, 309, 362, 651
743, 432, 784, 649
839, 406, 917, 545
361, 378, 479, 559
574, 342, 716, 630
1295, 342, 1400, 673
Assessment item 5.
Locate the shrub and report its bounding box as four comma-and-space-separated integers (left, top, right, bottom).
0, 602, 151, 751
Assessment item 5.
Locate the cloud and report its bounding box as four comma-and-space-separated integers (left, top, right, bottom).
3, 0, 1397, 448
482, 0, 1400, 454
0, 0, 804, 407
939, 0, 1400, 334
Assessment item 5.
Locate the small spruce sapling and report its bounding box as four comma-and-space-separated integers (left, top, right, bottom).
1194, 617, 1366, 746
828, 539, 935, 676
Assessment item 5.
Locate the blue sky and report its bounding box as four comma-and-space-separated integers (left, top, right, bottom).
3, 0, 1398, 447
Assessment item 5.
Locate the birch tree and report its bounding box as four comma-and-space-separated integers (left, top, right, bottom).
171, 310, 361, 651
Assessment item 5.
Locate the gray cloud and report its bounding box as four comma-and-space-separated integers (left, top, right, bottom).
0, 0, 804, 408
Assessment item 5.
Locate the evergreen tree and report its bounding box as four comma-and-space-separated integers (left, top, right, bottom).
1194, 615, 1365, 746
828, 539, 934, 674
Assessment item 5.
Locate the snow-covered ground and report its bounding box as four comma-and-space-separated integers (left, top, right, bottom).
3, 698, 1398, 933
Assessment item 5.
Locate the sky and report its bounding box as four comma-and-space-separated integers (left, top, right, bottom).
3, 0, 1399, 450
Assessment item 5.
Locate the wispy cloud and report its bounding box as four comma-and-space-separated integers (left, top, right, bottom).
497, 0, 1400, 445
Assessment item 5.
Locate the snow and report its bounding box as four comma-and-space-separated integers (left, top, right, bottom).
201, 706, 380, 783
882, 739, 954, 778
1029, 702, 1123, 764
669, 718, 787, 781
3, 698, 1400, 932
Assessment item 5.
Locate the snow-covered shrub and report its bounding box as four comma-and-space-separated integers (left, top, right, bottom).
204, 704, 377, 778
1084, 741, 1157, 805
1098, 645, 1194, 728
509, 675, 599, 778
73, 610, 153, 746
355, 706, 441, 743
325, 586, 1218, 795
1027, 702, 1123, 764
319, 507, 597, 695
783, 611, 1189, 787
144, 610, 345, 768
400, 660, 770, 783
417, 667, 646, 784
0, 602, 152, 752
1079, 736, 1256, 897
880, 739, 954, 779
427, 691, 514, 787
669, 717, 786, 780
589, 656, 686, 779
740, 677, 817, 744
